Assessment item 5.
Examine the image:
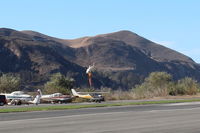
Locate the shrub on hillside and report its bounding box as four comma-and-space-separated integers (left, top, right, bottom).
43, 73, 74, 94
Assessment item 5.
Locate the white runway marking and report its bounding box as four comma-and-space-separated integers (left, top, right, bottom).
148, 107, 200, 113
162, 102, 200, 106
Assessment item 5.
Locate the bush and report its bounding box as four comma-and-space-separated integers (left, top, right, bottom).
0, 74, 21, 93
133, 71, 200, 98
133, 72, 172, 98
44, 73, 74, 94
169, 77, 199, 95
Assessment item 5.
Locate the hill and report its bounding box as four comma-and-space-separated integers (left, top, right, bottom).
0, 28, 200, 90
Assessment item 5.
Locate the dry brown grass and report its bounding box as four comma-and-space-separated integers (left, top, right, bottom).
104, 90, 137, 100
104, 90, 200, 101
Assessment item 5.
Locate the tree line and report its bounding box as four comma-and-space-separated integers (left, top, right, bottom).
133, 72, 200, 98
0, 72, 199, 98
0, 73, 74, 94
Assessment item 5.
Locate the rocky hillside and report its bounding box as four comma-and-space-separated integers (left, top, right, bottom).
0, 28, 200, 90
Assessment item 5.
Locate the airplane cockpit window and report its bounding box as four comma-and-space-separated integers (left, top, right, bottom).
91, 93, 102, 98
53, 93, 62, 97
11, 91, 24, 95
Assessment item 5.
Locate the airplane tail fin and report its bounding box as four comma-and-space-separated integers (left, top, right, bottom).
38, 89, 42, 96
32, 95, 40, 104
31, 89, 42, 104
71, 89, 79, 97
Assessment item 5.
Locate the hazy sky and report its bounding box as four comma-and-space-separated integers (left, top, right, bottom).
1, 0, 200, 62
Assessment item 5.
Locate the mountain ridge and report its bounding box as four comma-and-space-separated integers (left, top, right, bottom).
0, 28, 199, 90
21, 29, 194, 63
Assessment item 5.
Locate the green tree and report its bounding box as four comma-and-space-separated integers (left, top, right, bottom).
145, 72, 172, 88
44, 73, 74, 94
133, 72, 172, 98
169, 77, 199, 95
0, 74, 21, 93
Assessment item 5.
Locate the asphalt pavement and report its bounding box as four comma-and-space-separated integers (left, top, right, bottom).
1, 102, 200, 133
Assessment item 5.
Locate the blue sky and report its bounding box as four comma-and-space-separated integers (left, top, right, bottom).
0, 0, 200, 62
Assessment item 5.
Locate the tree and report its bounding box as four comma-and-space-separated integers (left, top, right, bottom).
0, 74, 21, 93
133, 72, 172, 98
44, 73, 74, 94
145, 72, 172, 88
169, 77, 199, 95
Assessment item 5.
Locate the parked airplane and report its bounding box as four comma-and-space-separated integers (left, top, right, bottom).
41, 92, 73, 104
1, 91, 32, 105
71, 89, 105, 103
1, 89, 42, 105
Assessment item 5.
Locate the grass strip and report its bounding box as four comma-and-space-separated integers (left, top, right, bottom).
1, 98, 200, 113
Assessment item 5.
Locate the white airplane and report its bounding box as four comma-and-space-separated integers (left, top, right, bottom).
1, 91, 32, 105
1, 89, 42, 105
71, 89, 105, 103
41, 92, 73, 104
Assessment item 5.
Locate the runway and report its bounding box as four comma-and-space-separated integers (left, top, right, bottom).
1, 98, 197, 109
1, 102, 200, 133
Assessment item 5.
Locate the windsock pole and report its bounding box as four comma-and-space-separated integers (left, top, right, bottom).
88, 72, 92, 87
86, 64, 94, 88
